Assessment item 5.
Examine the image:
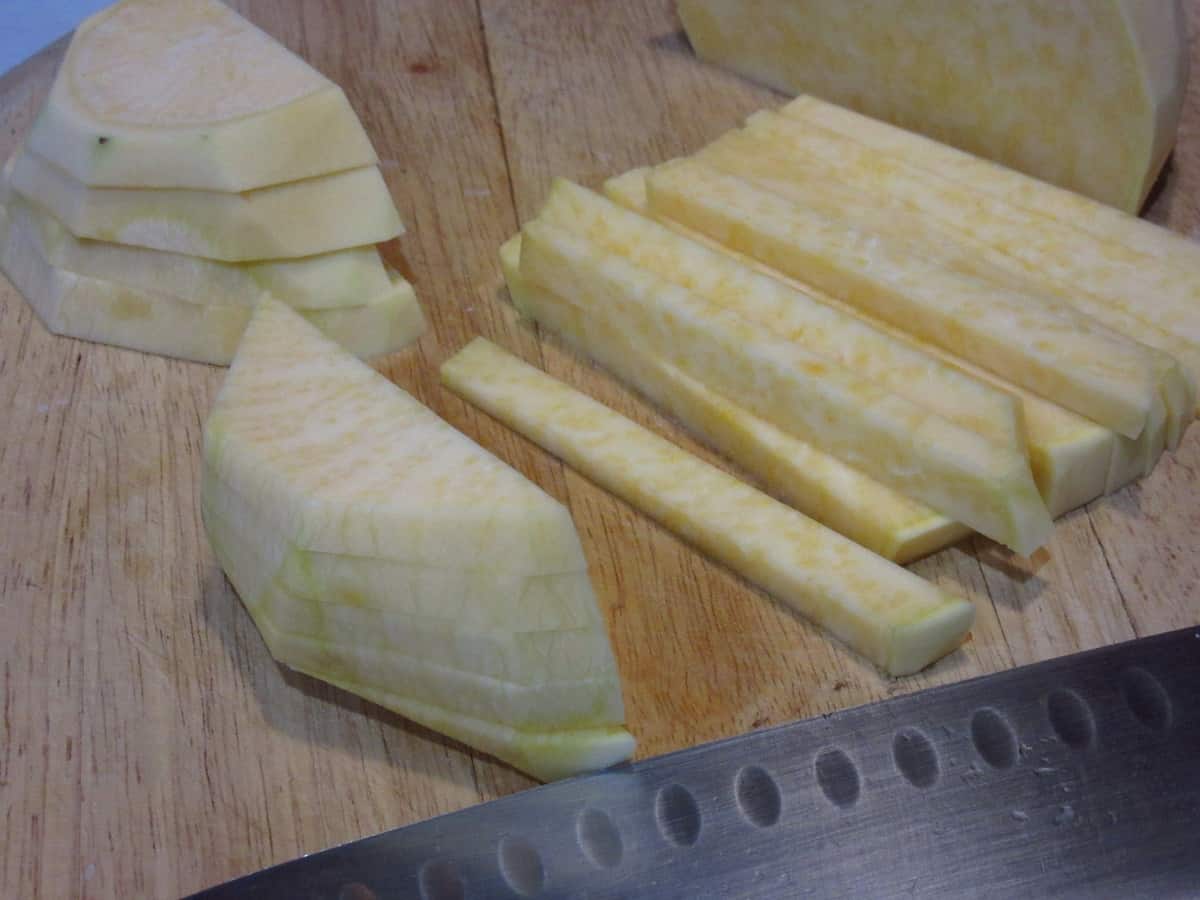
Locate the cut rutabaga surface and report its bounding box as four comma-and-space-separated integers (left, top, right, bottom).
604, 167, 1115, 516
519, 221, 1050, 554
4, 193, 391, 310
0, 203, 424, 365
441, 338, 975, 676
10, 150, 402, 262
25, 0, 377, 190
201, 297, 631, 779
731, 111, 1198, 438
532, 179, 1024, 456
784, 95, 1200, 284
501, 235, 967, 563
677, 0, 1188, 212
646, 159, 1162, 440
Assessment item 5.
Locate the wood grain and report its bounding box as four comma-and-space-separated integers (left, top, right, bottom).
0, 2, 1198, 896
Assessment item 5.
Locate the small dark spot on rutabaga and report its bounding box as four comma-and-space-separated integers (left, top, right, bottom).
97, 136, 109, 145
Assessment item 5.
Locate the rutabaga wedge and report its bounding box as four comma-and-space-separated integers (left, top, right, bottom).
531, 179, 1024, 455
501, 235, 967, 563
0, 203, 424, 365
10, 150, 402, 261
25, 0, 377, 190
604, 167, 1115, 517
518, 222, 1051, 554
4, 193, 391, 310
646, 159, 1161, 440
441, 338, 976, 676
201, 298, 632, 780
783, 96, 1200, 283
733, 111, 1199, 437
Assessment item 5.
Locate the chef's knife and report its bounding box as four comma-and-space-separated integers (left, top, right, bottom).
189, 626, 1200, 899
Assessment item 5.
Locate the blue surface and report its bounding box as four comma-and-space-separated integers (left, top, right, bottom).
0, 0, 112, 75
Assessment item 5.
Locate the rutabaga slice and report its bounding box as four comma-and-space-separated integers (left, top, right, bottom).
646, 159, 1161, 440
441, 338, 976, 676
732, 111, 1199, 437
201, 298, 632, 779
678, 1, 1188, 212
0, 203, 424, 365
518, 222, 1050, 554
24, 0, 377, 191
783, 95, 1200, 284
604, 167, 1115, 517
10, 150, 402, 262
5, 193, 391, 310
502, 235, 968, 563
531, 179, 1025, 456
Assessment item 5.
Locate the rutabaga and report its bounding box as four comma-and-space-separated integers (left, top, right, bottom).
441, 337, 976, 676
501, 235, 968, 563
25, 0, 378, 190
0, 203, 424, 365
518, 220, 1051, 554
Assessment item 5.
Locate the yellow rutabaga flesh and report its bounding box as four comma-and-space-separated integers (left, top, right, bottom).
677, 0, 1188, 211
10, 149, 402, 262
3, 192, 392, 310
0, 203, 424, 365
198, 298, 633, 780
532, 178, 1025, 456
603, 166, 1116, 517
25, 0, 378, 190
726, 111, 1196, 441
646, 159, 1164, 440
518, 221, 1050, 554
501, 235, 967, 563
441, 338, 975, 676
784, 94, 1200, 285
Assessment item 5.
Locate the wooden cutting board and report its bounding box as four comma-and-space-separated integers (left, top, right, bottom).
2, 2, 1198, 895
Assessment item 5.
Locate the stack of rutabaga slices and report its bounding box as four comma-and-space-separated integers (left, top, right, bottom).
202, 297, 634, 781
455, 97, 1200, 673
0, 0, 424, 365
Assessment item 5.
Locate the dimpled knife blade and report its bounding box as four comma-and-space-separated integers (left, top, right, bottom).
188, 626, 1200, 899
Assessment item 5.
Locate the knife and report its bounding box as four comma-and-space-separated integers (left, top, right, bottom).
189, 626, 1200, 899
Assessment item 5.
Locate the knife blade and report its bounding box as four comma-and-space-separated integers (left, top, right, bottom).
189, 626, 1200, 899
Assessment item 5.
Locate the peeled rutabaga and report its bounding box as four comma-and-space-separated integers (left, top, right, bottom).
0, 201, 424, 365
200, 297, 632, 780
677, 0, 1189, 212
441, 337, 975, 676
25, 0, 378, 190
10, 149, 402, 262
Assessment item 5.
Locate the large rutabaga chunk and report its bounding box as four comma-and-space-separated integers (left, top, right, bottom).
25, 0, 378, 190
441, 338, 976, 676
200, 297, 633, 780
677, 0, 1188, 212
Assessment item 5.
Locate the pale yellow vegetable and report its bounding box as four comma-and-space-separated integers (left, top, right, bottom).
25, 0, 377, 190
519, 221, 1051, 554
502, 235, 967, 563
201, 297, 632, 780
10, 149, 402, 262
726, 111, 1196, 442
3, 192, 391, 310
646, 158, 1162, 440
784, 94, 1200, 283
0, 202, 423, 365
604, 166, 1116, 516
532, 178, 1024, 456
678, 0, 1188, 211
441, 337, 975, 676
